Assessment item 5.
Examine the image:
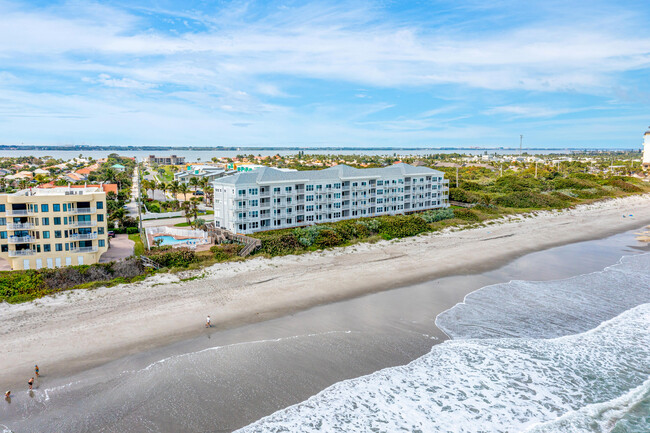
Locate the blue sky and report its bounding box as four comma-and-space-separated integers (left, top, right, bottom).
0, 0, 649, 148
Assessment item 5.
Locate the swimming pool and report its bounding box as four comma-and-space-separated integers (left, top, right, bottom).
153, 235, 201, 246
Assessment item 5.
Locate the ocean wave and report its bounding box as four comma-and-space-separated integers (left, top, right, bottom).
436, 253, 650, 340
238, 255, 650, 433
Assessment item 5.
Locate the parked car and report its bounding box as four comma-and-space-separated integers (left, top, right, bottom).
195, 190, 204, 195
108, 230, 116, 238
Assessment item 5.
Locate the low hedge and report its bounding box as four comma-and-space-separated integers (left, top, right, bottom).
494, 191, 567, 208
144, 247, 199, 268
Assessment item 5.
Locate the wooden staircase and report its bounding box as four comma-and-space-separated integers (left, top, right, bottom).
205, 223, 262, 257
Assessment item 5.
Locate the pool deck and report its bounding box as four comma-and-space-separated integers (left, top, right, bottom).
147, 228, 211, 251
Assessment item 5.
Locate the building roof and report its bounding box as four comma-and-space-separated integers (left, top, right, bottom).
37, 183, 118, 194
214, 163, 444, 186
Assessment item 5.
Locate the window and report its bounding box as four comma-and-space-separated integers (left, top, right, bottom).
53, 204, 60, 212
334, 193, 341, 199
43, 231, 50, 239
41, 204, 49, 212
248, 188, 258, 195
0, 204, 4, 212
0, 218, 4, 226
0, 231, 6, 239
238, 189, 246, 196
63, 217, 68, 225
306, 195, 314, 202
55, 230, 62, 238
334, 183, 341, 188
250, 211, 259, 218
43, 244, 51, 252
238, 212, 247, 219
99, 239, 105, 247
41, 217, 49, 225
334, 203, 341, 209
377, 207, 383, 212
306, 215, 314, 222
306, 185, 314, 191
273, 187, 281, 193
54, 217, 61, 225
316, 185, 322, 190
97, 201, 104, 210
306, 205, 314, 212
97, 214, 104, 222
65, 243, 69, 251
285, 186, 292, 192
250, 199, 259, 207
377, 180, 383, 186
98, 227, 104, 235
325, 184, 331, 189
1, 244, 7, 252
55, 243, 63, 252
63, 203, 68, 211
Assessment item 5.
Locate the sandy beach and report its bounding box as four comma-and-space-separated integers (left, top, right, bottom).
2, 194, 650, 388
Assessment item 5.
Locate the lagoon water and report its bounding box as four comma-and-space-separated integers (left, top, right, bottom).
1, 229, 649, 432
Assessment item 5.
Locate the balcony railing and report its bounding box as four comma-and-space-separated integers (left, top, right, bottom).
71, 221, 97, 228
70, 246, 98, 253
7, 209, 32, 216
8, 236, 34, 244
69, 207, 96, 214
7, 222, 33, 230
8, 249, 35, 257
70, 233, 98, 240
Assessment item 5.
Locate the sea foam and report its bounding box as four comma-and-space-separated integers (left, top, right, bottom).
239, 254, 650, 432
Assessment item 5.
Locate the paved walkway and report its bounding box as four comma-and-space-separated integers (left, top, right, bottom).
99, 234, 134, 263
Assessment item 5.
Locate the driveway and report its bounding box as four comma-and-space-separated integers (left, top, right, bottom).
99, 234, 134, 262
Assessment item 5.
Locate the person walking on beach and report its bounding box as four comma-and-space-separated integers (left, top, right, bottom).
28, 377, 34, 390
206, 315, 211, 328
35, 365, 39, 377
4, 391, 10, 400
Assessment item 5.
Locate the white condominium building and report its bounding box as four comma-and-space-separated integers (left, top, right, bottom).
213, 163, 449, 234
0, 186, 110, 270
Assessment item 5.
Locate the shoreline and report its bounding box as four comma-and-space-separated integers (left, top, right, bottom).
1, 194, 650, 387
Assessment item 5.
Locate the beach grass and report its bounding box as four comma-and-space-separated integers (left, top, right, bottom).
129, 233, 145, 256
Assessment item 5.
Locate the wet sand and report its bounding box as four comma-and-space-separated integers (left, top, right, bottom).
1, 227, 648, 432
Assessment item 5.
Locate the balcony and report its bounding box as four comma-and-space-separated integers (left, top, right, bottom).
71, 221, 97, 228
7, 209, 32, 216
70, 246, 98, 253
8, 249, 35, 257
70, 233, 98, 240
7, 222, 33, 230
69, 207, 96, 214
8, 236, 34, 244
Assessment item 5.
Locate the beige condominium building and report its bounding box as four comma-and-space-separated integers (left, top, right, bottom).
0, 186, 110, 270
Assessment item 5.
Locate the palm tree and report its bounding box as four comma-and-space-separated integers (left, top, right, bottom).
169, 181, 180, 208
181, 200, 192, 225
179, 183, 189, 202
159, 181, 168, 202
18, 179, 28, 190
189, 177, 200, 195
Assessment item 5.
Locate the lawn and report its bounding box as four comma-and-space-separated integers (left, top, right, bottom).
128, 233, 145, 256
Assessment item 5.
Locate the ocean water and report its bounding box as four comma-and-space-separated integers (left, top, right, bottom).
239, 254, 650, 433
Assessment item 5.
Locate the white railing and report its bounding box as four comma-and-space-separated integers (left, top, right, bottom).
7, 222, 33, 230
8, 236, 33, 244
70, 233, 98, 240
8, 249, 35, 257
70, 246, 98, 253
7, 209, 32, 216
72, 221, 97, 227
69, 207, 96, 214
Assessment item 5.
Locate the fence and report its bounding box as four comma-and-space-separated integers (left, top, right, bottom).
144, 226, 209, 249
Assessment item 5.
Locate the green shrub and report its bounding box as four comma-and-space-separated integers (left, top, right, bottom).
552, 177, 599, 190
126, 227, 139, 235
492, 176, 543, 193
314, 229, 343, 248
452, 208, 480, 221
145, 248, 198, 268
377, 215, 429, 239
355, 218, 380, 233
606, 179, 641, 192
293, 225, 334, 247
259, 233, 302, 256
460, 181, 484, 191
494, 191, 567, 208
210, 244, 243, 261
419, 208, 455, 223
